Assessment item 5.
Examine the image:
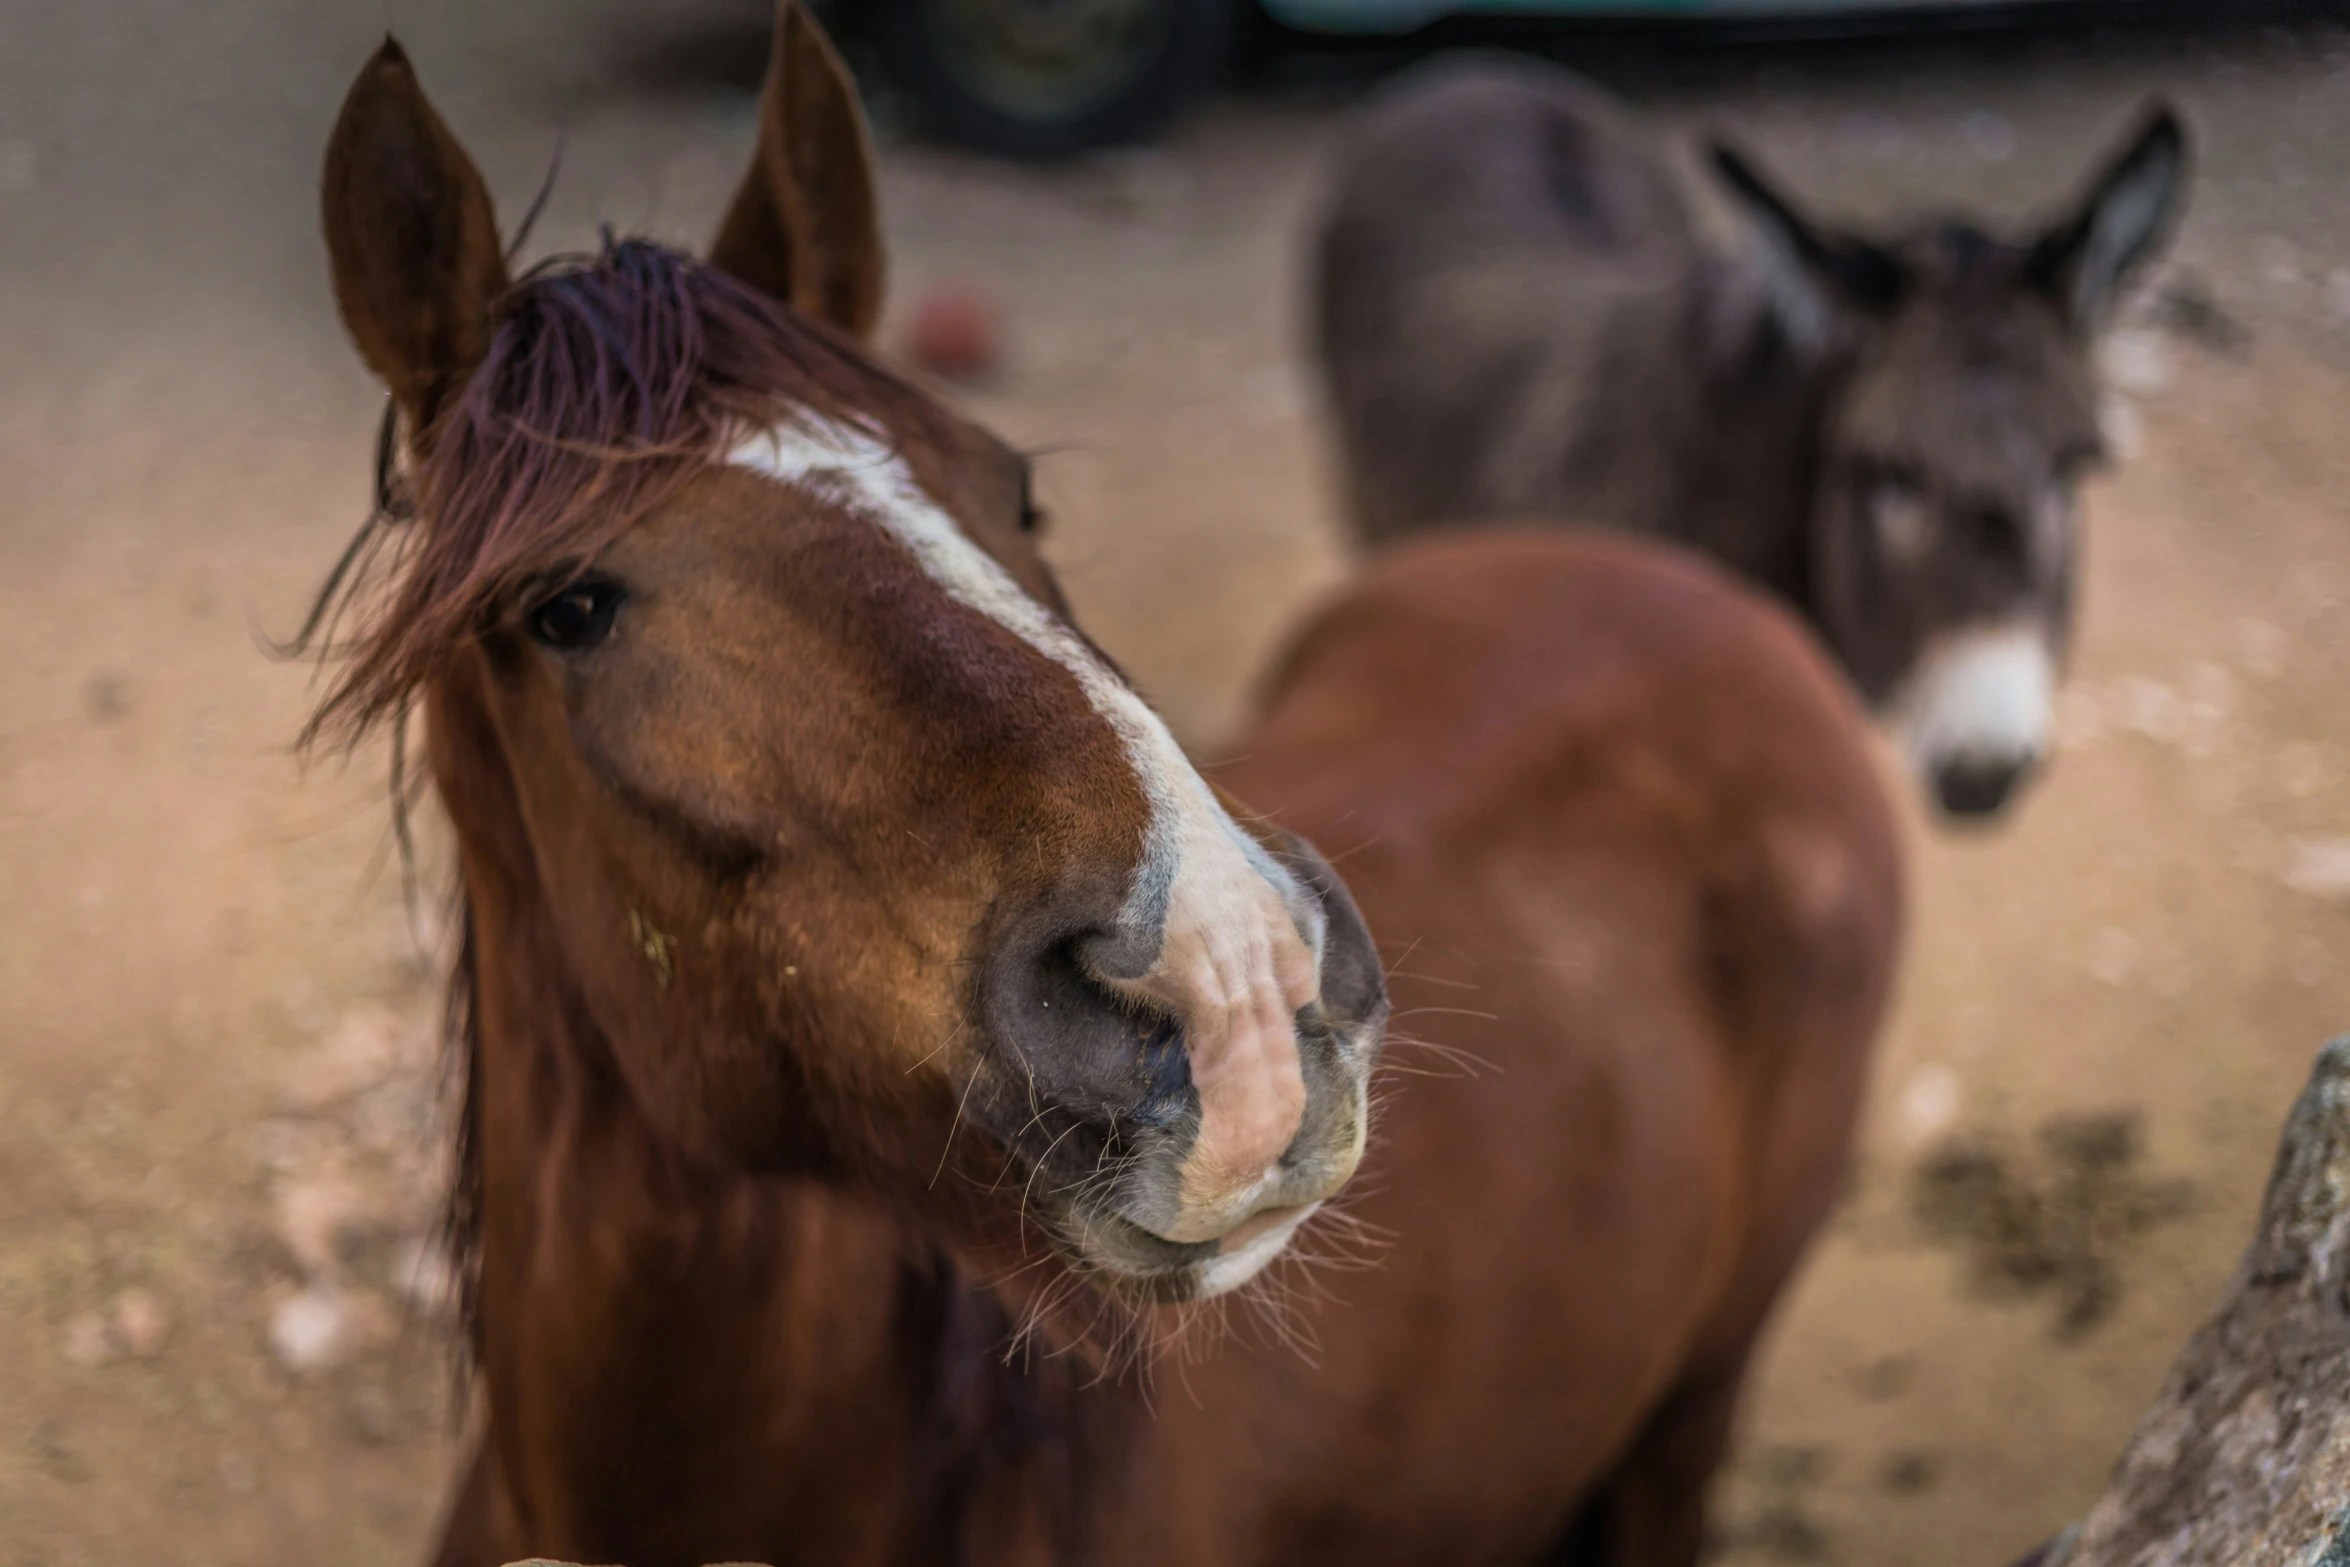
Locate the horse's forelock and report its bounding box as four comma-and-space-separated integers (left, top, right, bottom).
297, 235, 948, 752
297, 238, 952, 1378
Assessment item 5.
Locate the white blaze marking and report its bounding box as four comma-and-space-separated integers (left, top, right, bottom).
727, 420, 1322, 1240
1892, 622, 2056, 780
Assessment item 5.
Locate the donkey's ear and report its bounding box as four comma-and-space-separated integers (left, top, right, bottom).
708, 0, 885, 340
321, 39, 510, 433
1711, 140, 1905, 339
2027, 103, 2188, 334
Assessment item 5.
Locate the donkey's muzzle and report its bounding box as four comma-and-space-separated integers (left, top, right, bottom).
1933, 753, 2036, 820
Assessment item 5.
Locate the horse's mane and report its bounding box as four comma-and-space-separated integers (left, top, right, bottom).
298, 234, 945, 748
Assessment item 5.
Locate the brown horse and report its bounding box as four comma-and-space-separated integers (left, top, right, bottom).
310, 8, 1901, 1564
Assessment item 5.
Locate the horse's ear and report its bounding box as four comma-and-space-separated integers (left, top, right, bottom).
708, 0, 885, 341
1710, 139, 1905, 342
321, 39, 510, 434
2027, 103, 2188, 335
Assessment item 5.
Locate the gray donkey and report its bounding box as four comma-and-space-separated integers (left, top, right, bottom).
1312, 57, 2188, 820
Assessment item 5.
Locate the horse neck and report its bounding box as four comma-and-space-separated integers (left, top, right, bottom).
423, 671, 1121, 1564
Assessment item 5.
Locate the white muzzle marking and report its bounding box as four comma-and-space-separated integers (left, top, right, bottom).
728, 419, 1323, 1244
1198, 1201, 1321, 1297
1891, 622, 2056, 784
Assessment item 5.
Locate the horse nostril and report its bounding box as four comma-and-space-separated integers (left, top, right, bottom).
1022, 938, 1195, 1127
1123, 1001, 1191, 1130
1934, 756, 2034, 819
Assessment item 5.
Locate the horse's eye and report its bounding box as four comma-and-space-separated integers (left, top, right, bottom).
528, 576, 626, 651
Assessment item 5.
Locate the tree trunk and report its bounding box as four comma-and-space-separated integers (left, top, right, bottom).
2039, 1035, 2350, 1567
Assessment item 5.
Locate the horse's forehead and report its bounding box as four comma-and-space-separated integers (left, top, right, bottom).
582, 439, 1156, 868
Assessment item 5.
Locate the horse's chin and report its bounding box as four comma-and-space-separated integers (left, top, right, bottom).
1054, 1197, 1322, 1306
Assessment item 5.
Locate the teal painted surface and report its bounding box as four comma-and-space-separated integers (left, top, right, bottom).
1258, 0, 2033, 34
2314, 1503, 2350, 1567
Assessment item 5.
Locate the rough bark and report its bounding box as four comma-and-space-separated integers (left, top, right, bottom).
2044, 1036, 2350, 1567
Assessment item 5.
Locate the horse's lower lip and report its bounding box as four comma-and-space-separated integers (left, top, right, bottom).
1060, 1197, 1319, 1297
1210, 1201, 1311, 1251
1072, 1205, 1212, 1267
1197, 1201, 1321, 1296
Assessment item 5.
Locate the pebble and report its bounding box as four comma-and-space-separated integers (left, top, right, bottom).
1898, 1065, 1963, 1151
111, 1288, 169, 1359
269, 1287, 352, 1374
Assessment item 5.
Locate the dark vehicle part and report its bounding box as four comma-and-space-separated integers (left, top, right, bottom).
872, 0, 1236, 158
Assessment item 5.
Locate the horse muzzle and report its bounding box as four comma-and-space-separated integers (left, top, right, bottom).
968, 827, 1386, 1301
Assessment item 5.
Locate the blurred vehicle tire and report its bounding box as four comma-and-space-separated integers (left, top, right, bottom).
873, 0, 1236, 158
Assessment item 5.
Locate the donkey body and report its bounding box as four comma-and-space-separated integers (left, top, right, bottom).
1313, 58, 2188, 819
310, 12, 1901, 1565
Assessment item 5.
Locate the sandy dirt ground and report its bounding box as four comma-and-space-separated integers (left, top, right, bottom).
2, 3, 2348, 1563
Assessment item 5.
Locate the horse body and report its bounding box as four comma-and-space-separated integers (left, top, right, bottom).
1151, 531, 1900, 1565
1313, 57, 2189, 820
307, 13, 1900, 1566
426, 530, 1901, 1567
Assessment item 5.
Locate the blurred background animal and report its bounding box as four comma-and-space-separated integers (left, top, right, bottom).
1313, 57, 2189, 821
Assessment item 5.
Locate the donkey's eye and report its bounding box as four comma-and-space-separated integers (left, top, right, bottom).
1966, 502, 2030, 566
527, 576, 627, 651
1866, 478, 1933, 563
